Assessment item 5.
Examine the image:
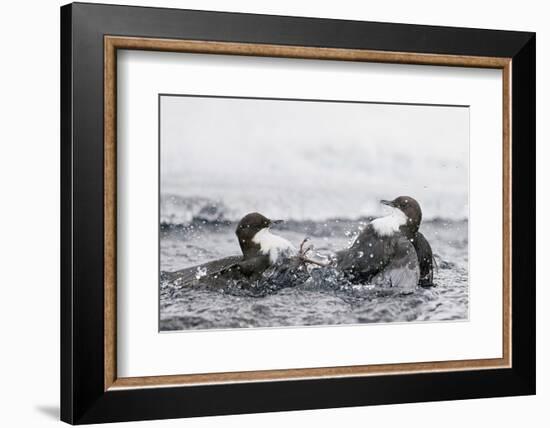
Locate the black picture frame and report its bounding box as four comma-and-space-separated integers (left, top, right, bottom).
61, 2, 535, 424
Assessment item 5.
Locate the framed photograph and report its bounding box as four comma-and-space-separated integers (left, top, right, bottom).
61, 2, 535, 424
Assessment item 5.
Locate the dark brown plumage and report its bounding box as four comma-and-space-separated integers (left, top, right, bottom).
336, 196, 434, 288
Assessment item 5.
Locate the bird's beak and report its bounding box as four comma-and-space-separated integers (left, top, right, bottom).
380, 199, 395, 207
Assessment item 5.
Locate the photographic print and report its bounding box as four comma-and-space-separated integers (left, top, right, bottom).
159, 95, 469, 331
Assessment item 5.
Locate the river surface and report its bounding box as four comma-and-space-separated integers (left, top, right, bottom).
160, 218, 468, 331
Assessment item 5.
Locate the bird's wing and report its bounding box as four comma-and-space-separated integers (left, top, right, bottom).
233, 255, 271, 279
371, 235, 419, 289
161, 255, 243, 285
413, 232, 435, 287
336, 223, 396, 280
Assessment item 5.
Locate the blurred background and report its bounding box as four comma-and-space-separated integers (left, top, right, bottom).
160, 95, 469, 225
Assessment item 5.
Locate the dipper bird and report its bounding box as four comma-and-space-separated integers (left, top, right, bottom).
233, 212, 297, 277
163, 212, 303, 286
335, 196, 434, 289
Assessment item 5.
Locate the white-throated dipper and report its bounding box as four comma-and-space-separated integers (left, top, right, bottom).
164, 212, 300, 285
335, 196, 435, 289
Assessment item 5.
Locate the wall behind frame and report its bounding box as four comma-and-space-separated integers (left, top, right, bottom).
0, 1, 545, 427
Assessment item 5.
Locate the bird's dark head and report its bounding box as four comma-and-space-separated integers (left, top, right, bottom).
235, 212, 283, 256
380, 196, 422, 234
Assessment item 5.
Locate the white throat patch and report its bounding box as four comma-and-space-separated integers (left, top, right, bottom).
371, 208, 407, 237
252, 228, 296, 263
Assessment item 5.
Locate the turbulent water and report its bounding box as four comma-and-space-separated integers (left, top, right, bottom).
160, 215, 469, 331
